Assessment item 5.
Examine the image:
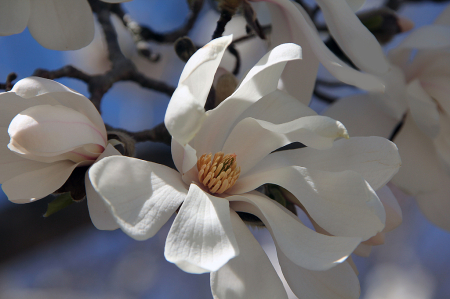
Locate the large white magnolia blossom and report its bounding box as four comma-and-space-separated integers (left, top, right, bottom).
325, 6, 450, 231
0, 77, 120, 230
249, 0, 393, 106
0, 0, 131, 50
89, 35, 401, 298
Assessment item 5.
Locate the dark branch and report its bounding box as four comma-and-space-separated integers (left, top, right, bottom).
0, 72, 17, 91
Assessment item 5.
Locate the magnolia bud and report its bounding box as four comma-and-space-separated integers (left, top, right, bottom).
107, 130, 136, 157
214, 68, 238, 106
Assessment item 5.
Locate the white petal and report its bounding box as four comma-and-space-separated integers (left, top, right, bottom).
393, 25, 450, 51
316, 0, 389, 74
85, 144, 121, 231
268, 2, 319, 105
245, 136, 401, 191
2, 160, 77, 203
231, 167, 385, 240
416, 177, 450, 231
432, 112, 450, 173
254, 0, 386, 92
165, 184, 239, 274
8, 105, 106, 162
228, 193, 361, 270
191, 43, 302, 156
222, 116, 348, 175
11, 77, 106, 137
353, 243, 372, 257
323, 93, 399, 139
421, 75, 450, 115
434, 4, 450, 26
377, 185, 402, 232
391, 113, 444, 195
164, 35, 232, 146
0, 0, 30, 35
88, 156, 188, 240
279, 251, 360, 299
210, 210, 288, 299
0, 91, 48, 127
406, 79, 440, 138
28, 0, 95, 50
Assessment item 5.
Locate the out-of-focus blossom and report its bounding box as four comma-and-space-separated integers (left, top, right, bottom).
325, 6, 450, 231
90, 35, 401, 298
0, 0, 131, 50
249, 0, 390, 106
0, 77, 120, 230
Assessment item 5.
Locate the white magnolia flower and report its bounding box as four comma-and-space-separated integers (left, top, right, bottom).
0, 0, 131, 50
0, 76, 120, 230
325, 6, 450, 231
249, 0, 390, 106
89, 36, 401, 298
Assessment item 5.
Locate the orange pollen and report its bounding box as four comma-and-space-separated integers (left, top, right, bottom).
197, 152, 241, 194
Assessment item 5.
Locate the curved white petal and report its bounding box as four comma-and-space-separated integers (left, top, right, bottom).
8, 105, 106, 162
391, 113, 444, 194
85, 144, 121, 231
421, 75, 450, 115
28, 0, 95, 50
165, 184, 239, 274
222, 116, 348, 175
432, 112, 450, 173
268, 2, 319, 105
244, 136, 401, 191
2, 160, 77, 203
279, 251, 360, 299
165, 35, 232, 146
0, 0, 30, 35
323, 94, 399, 139
192, 43, 302, 156
393, 25, 450, 52
434, 4, 450, 26
231, 167, 385, 240
377, 185, 402, 232
407, 79, 440, 138
252, 0, 386, 92
11, 77, 106, 137
416, 177, 450, 231
0, 91, 49, 128
316, 0, 389, 75
210, 210, 288, 299
88, 156, 188, 240
228, 193, 361, 270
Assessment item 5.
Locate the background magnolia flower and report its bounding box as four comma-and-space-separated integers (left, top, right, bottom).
325, 5, 450, 231
250, 0, 389, 106
0, 0, 131, 50
0, 76, 120, 230
90, 35, 401, 298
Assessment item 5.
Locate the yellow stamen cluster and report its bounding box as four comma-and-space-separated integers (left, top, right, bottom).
197, 152, 241, 194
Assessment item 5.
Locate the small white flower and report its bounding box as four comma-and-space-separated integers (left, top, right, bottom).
0, 0, 131, 50
90, 36, 401, 298
0, 76, 120, 230
325, 6, 450, 230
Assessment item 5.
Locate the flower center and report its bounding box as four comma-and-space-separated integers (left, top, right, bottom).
197, 152, 241, 194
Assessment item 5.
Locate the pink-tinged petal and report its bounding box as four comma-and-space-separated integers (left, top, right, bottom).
245, 137, 400, 191
0, 0, 30, 35
210, 210, 288, 299
11, 77, 107, 138
228, 193, 361, 270
165, 184, 239, 274
2, 160, 77, 203
222, 116, 348, 175
362, 232, 385, 246
88, 156, 188, 240
323, 94, 398, 139
353, 243, 372, 257
406, 79, 440, 138
377, 185, 402, 232
27, 0, 95, 50
191, 43, 302, 156
85, 144, 121, 231
278, 251, 360, 299
8, 105, 106, 162
316, 0, 389, 75
268, 2, 319, 105
391, 113, 444, 194
234, 90, 316, 125
231, 167, 385, 240
165, 35, 232, 146
252, 0, 385, 92
416, 176, 450, 231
